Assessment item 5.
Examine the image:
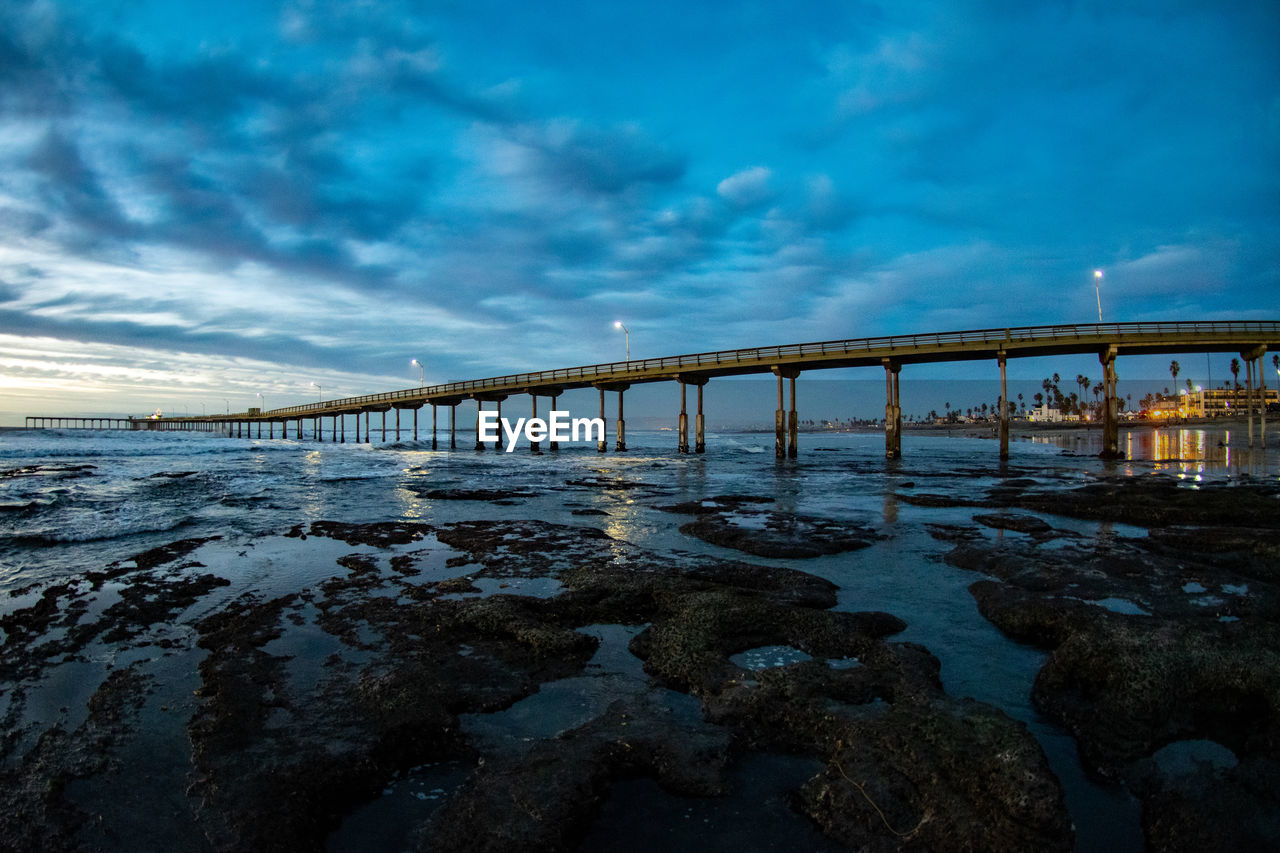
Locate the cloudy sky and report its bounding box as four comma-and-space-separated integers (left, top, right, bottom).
1, 0, 1277, 421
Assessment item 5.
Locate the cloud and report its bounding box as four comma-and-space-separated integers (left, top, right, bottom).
716, 166, 775, 208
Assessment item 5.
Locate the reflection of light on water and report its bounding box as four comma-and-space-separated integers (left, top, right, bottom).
1022, 425, 1273, 479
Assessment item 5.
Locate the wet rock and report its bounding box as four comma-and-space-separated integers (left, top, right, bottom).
295, 520, 432, 547
1031, 619, 1280, 780
111, 535, 222, 573
565, 476, 663, 491
661, 494, 881, 559
923, 522, 983, 543
678, 511, 881, 559
0, 665, 151, 852
922, 476, 1280, 851
413, 488, 541, 501
626, 578, 1071, 851
971, 512, 1057, 537
795, 700, 1071, 852
0, 463, 96, 480
426, 699, 732, 852
656, 494, 775, 515
569, 508, 609, 516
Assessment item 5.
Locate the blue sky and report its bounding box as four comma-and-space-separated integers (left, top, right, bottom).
1, 0, 1277, 421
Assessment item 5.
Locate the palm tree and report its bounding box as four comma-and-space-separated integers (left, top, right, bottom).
1231, 358, 1241, 410
1170, 360, 1180, 393
1017, 392, 1024, 413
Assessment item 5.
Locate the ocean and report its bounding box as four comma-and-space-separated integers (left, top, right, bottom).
1, 424, 1275, 851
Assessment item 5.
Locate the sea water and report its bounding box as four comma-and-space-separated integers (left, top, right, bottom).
2, 424, 1276, 850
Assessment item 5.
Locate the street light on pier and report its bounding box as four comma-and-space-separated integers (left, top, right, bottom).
411, 358, 425, 387
1093, 270, 1104, 322
224, 400, 230, 415
311, 382, 322, 403
256, 392, 266, 412
614, 321, 630, 362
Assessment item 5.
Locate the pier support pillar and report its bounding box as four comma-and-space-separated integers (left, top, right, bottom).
475, 400, 484, 451
770, 367, 800, 458
1259, 354, 1268, 448
315, 416, 321, 441
450, 404, 457, 449
1099, 347, 1121, 459
1236, 347, 1269, 448
395, 408, 401, 442
413, 408, 418, 443
598, 389, 607, 452
269, 421, 274, 439
616, 390, 626, 452
530, 396, 540, 453
775, 374, 785, 458
678, 382, 689, 453
696, 384, 706, 453
1246, 358, 1255, 447
998, 353, 1010, 460
381, 410, 387, 443
432, 405, 438, 450
550, 394, 560, 451
788, 376, 798, 459
340, 415, 345, 443
883, 361, 902, 459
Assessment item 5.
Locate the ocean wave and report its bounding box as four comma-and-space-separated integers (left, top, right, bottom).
1, 510, 196, 545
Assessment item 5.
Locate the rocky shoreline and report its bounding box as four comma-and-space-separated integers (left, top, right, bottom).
2, 466, 1277, 850
906, 475, 1280, 850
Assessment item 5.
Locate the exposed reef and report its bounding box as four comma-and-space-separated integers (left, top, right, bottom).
921, 474, 1280, 851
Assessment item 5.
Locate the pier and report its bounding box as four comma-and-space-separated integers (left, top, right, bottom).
26, 321, 1279, 458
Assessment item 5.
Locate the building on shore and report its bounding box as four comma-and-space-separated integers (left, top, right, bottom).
1029, 404, 1064, 423
1174, 387, 1278, 418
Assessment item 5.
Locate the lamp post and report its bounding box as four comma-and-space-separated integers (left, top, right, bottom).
411, 358, 425, 387
1093, 270, 1104, 322
311, 382, 322, 403
613, 321, 630, 362
224, 400, 230, 415
256, 392, 266, 412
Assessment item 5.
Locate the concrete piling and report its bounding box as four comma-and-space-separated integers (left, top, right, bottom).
678, 382, 689, 454
883, 361, 902, 459
999, 353, 1009, 460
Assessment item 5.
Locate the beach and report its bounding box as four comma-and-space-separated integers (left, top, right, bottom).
2, 426, 1277, 851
